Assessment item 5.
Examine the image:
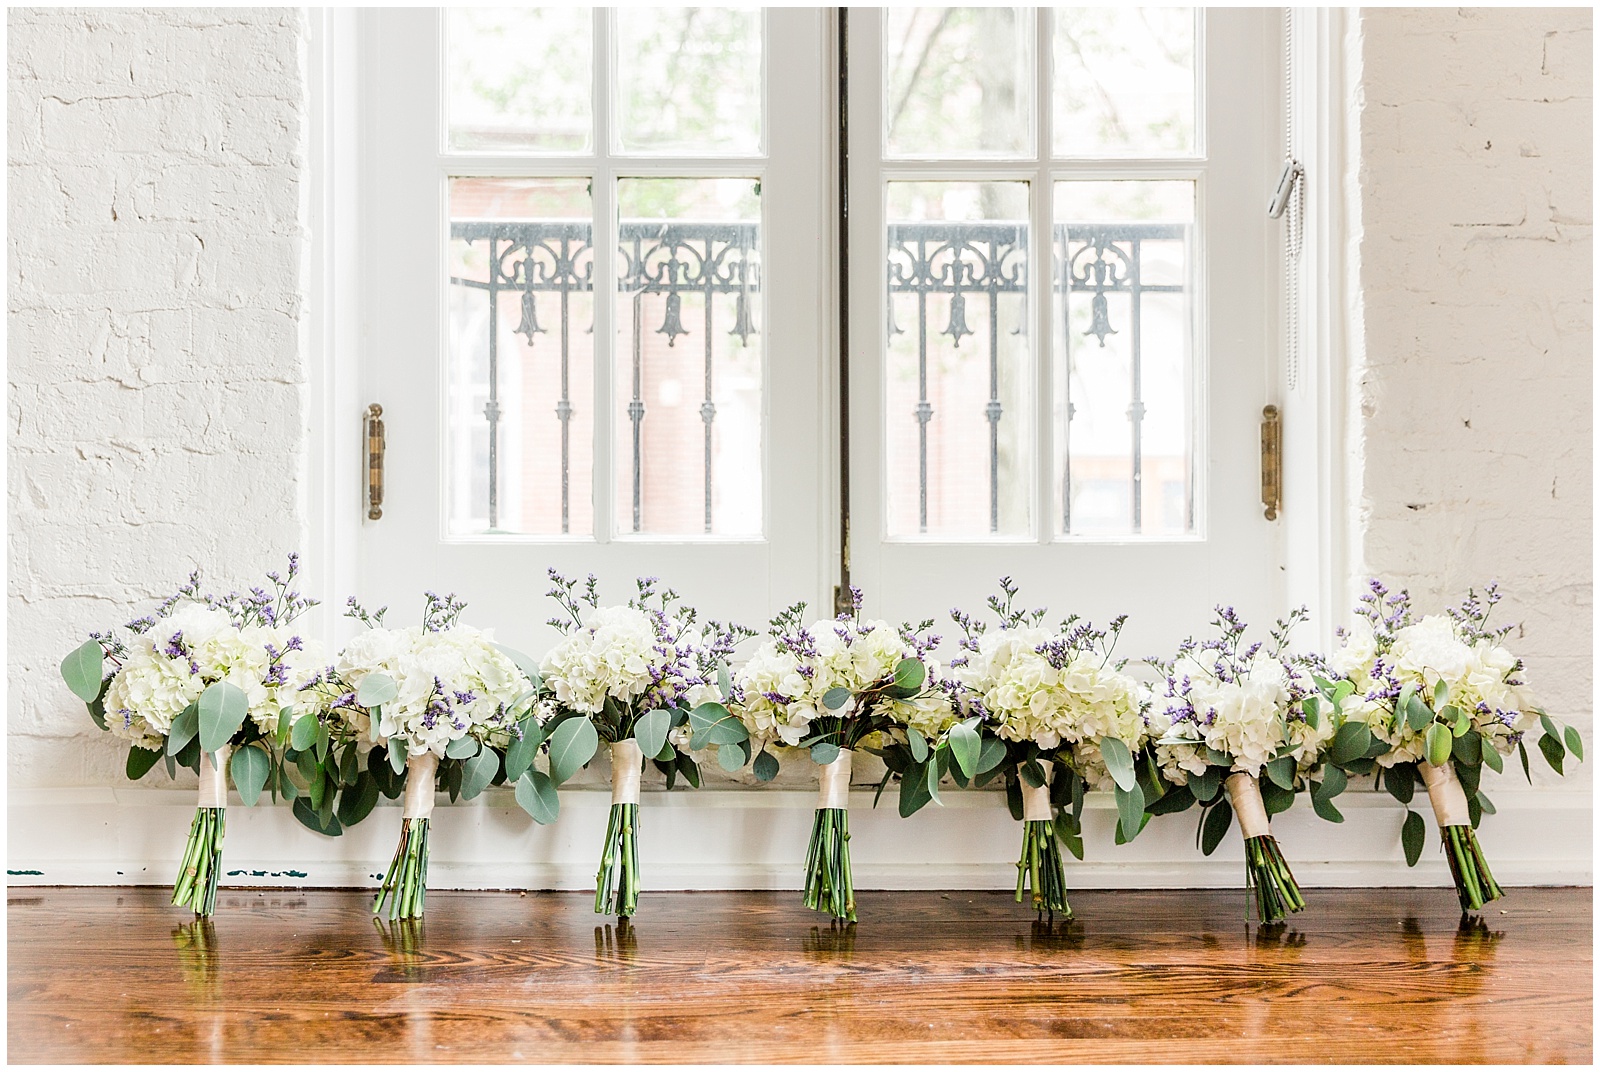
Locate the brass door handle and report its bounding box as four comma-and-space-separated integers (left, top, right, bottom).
365, 403, 385, 521
1261, 404, 1281, 521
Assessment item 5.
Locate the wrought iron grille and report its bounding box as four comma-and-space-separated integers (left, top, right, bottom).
450, 220, 759, 535
450, 219, 1184, 537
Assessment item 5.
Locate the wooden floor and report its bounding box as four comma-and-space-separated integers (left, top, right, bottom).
7, 886, 1591, 1064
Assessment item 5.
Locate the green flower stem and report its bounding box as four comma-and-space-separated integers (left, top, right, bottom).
803, 807, 855, 923
171, 806, 225, 917
373, 817, 430, 920
1442, 823, 1504, 912
1243, 834, 1305, 923
595, 802, 640, 918
1015, 819, 1072, 918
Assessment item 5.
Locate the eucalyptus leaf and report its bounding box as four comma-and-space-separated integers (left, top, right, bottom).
1433, 679, 1450, 709
167, 702, 200, 757
503, 718, 544, 782
1301, 695, 1320, 729
1401, 809, 1425, 867
1190, 766, 1221, 804
1113, 782, 1145, 842
1564, 725, 1584, 762
492, 643, 543, 691
1264, 755, 1296, 791
1315, 763, 1348, 801
1054, 812, 1085, 861
893, 657, 926, 692
1407, 694, 1433, 733
516, 769, 560, 824
126, 746, 162, 781
1331, 721, 1373, 765
1146, 783, 1194, 816
289, 712, 318, 753
230, 745, 271, 807
1538, 731, 1566, 775
197, 681, 249, 754
718, 742, 747, 773
547, 716, 600, 786
1425, 722, 1453, 767
357, 673, 398, 709
1476, 790, 1496, 816
1100, 736, 1136, 793
752, 749, 779, 782
459, 747, 499, 800
387, 735, 408, 775
898, 763, 933, 817
293, 796, 342, 837
906, 726, 928, 764
1200, 801, 1232, 857
811, 741, 840, 767
688, 702, 748, 749
925, 757, 944, 806
336, 774, 380, 827
276, 705, 294, 745
975, 735, 1007, 776
1383, 764, 1415, 804
634, 707, 673, 759
1311, 792, 1344, 823
822, 686, 853, 711
60, 639, 104, 703
948, 721, 980, 778
1480, 735, 1504, 773
445, 735, 480, 760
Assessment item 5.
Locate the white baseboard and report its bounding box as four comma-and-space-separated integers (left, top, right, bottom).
7, 784, 1591, 890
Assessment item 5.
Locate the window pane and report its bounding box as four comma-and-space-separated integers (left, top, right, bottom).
1052, 8, 1196, 157
1054, 180, 1194, 537
886, 182, 1032, 538
614, 9, 763, 155
616, 179, 762, 537
884, 8, 1034, 158
447, 178, 595, 536
446, 8, 593, 153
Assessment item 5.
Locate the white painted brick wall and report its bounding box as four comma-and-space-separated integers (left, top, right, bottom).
8, 8, 308, 788
1350, 8, 1592, 784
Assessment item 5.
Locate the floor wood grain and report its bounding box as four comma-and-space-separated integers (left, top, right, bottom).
7, 886, 1591, 1064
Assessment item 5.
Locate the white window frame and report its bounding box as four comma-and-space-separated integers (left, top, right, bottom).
307, 7, 1344, 657
847, 8, 1289, 652
340, 8, 833, 654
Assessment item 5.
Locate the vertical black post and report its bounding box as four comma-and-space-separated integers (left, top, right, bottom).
835, 8, 852, 614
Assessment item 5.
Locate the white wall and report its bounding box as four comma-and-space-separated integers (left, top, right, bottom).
8, 7, 309, 788
6, 8, 1590, 885
1348, 7, 1593, 786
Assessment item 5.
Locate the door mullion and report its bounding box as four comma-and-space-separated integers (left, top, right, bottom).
591, 7, 615, 545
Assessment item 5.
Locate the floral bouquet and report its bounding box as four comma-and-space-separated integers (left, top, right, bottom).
733, 587, 953, 923
58, 556, 322, 916
1317, 581, 1582, 911
538, 571, 750, 918
331, 592, 537, 920
926, 579, 1151, 919
1149, 607, 1334, 923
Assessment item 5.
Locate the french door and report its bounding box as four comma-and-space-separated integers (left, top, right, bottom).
357, 8, 831, 654
352, 7, 1282, 662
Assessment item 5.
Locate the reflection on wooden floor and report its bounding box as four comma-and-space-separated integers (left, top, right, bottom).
7, 886, 1591, 1064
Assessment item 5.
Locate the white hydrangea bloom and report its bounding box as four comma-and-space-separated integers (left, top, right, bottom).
733, 618, 954, 749
336, 625, 531, 757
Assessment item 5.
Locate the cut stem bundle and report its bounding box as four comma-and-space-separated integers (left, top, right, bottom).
1015, 761, 1070, 918
172, 746, 230, 916
171, 807, 226, 916
1016, 819, 1071, 918
1422, 758, 1502, 911
374, 751, 438, 921
595, 740, 643, 918
1227, 772, 1304, 924
803, 749, 855, 923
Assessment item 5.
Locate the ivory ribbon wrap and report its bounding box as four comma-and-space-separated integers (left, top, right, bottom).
1420, 759, 1471, 827
402, 751, 439, 820
1225, 772, 1271, 840
817, 749, 853, 810
1021, 759, 1054, 821
197, 744, 230, 808
611, 739, 643, 806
